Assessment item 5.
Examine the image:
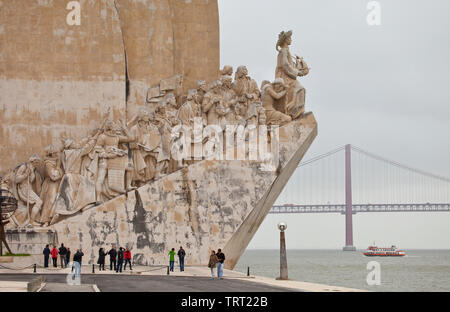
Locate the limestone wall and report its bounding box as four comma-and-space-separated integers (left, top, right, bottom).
0, 0, 220, 174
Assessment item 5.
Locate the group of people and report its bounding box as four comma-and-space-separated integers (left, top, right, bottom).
168, 246, 186, 272
43, 243, 228, 279
208, 249, 226, 280
99, 245, 132, 273
42, 243, 84, 276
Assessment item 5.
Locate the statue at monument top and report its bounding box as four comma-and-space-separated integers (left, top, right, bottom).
276, 30, 310, 120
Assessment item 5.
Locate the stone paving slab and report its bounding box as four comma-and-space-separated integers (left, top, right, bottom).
0, 273, 297, 292
0, 281, 28, 292
40, 283, 96, 292
0, 264, 366, 292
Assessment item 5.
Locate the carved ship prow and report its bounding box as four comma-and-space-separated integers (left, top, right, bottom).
48, 114, 317, 269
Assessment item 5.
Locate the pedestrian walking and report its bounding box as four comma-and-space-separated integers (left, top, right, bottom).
107, 245, 117, 271
116, 247, 124, 273
43, 244, 51, 268
66, 248, 71, 265
72, 249, 84, 277
124, 248, 132, 271
97, 248, 106, 271
58, 243, 68, 268
51, 245, 58, 267
216, 248, 225, 279
168, 248, 176, 272
177, 246, 186, 272
208, 250, 218, 280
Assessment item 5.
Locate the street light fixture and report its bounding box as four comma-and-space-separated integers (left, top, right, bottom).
276, 221, 288, 280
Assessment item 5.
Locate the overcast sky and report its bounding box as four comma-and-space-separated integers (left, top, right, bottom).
218, 0, 450, 249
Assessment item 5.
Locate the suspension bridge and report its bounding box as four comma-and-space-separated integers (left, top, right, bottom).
270, 145, 450, 251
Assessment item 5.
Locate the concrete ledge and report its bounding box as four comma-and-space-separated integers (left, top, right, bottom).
27, 276, 44, 292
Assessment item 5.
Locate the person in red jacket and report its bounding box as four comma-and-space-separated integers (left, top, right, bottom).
124, 248, 132, 271
50, 245, 58, 268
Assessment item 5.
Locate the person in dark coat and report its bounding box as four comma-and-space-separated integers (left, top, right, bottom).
107, 245, 117, 271
72, 249, 84, 277
43, 244, 51, 268
66, 248, 71, 265
116, 247, 124, 273
177, 246, 186, 272
58, 243, 68, 268
216, 249, 225, 279
97, 248, 106, 271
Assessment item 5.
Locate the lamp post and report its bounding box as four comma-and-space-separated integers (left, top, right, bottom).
276, 222, 288, 280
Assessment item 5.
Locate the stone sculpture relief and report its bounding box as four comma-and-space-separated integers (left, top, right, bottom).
0, 30, 310, 229
275, 30, 310, 119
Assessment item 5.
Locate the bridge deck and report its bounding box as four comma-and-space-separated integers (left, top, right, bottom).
270, 203, 450, 214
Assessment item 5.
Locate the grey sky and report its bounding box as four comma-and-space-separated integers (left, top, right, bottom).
218, 0, 450, 249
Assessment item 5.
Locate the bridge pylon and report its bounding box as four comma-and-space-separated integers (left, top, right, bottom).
343, 144, 356, 251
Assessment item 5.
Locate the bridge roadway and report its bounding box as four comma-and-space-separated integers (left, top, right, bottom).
270, 203, 450, 214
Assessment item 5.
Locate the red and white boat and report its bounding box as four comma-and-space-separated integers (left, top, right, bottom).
363, 245, 406, 257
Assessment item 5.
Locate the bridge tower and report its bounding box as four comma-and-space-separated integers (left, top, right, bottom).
343, 144, 356, 251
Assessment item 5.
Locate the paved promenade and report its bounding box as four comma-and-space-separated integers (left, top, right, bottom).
0, 265, 366, 292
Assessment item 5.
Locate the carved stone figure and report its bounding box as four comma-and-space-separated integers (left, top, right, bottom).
195, 80, 208, 112
261, 78, 292, 126
232, 66, 260, 118
50, 133, 100, 225
129, 113, 161, 186
219, 75, 238, 125
80, 128, 102, 182
164, 93, 180, 127
154, 111, 173, 178
220, 65, 233, 77
247, 101, 267, 126
178, 89, 200, 128
13, 155, 42, 227
96, 120, 133, 201
203, 80, 224, 126
275, 30, 310, 119
39, 145, 64, 226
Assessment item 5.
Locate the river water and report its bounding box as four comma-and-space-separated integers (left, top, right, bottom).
234, 249, 450, 292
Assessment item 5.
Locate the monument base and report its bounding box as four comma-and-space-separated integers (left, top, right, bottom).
5, 228, 57, 255
343, 246, 357, 251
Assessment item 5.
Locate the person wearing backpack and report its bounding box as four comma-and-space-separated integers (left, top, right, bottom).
72, 249, 84, 277
177, 246, 186, 272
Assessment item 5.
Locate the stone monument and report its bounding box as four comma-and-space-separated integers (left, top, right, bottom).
1, 2, 316, 269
